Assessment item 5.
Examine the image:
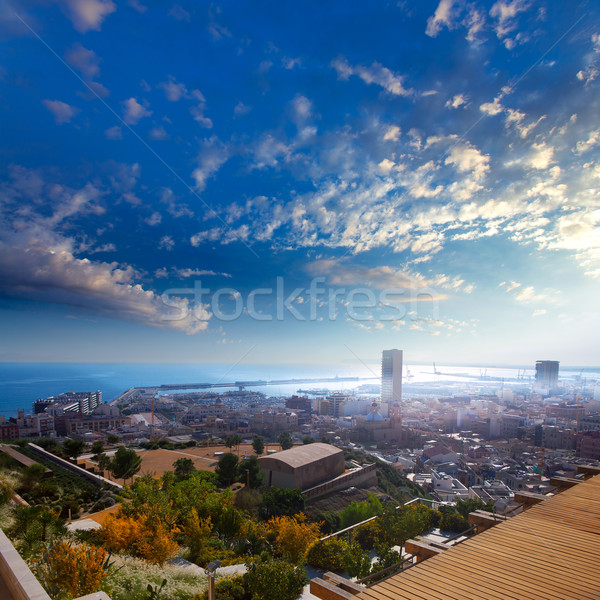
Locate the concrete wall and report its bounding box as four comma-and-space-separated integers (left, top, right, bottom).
28, 444, 122, 490
303, 463, 377, 500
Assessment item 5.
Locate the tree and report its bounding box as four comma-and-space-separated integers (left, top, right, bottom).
232, 434, 243, 456
260, 488, 305, 519
97, 453, 111, 477
20, 463, 47, 493
237, 456, 263, 489
302, 436, 315, 445
454, 497, 494, 519
277, 432, 294, 450
216, 453, 239, 487
267, 513, 321, 563
63, 438, 85, 459
173, 457, 196, 481
90, 441, 104, 459
109, 446, 142, 484
225, 435, 236, 451
252, 436, 264, 456
107, 434, 120, 444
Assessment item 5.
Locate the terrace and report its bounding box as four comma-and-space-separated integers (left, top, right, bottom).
310, 465, 600, 600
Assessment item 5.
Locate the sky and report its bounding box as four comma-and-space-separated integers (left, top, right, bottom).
1, 0, 600, 369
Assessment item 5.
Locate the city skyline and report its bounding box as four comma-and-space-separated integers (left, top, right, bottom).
1, 1, 600, 366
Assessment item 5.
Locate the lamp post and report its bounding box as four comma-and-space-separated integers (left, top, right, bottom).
206, 559, 222, 600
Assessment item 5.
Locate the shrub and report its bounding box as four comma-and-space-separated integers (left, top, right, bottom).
305, 538, 347, 572
353, 520, 380, 550
266, 513, 321, 563
198, 576, 247, 600
34, 540, 111, 599
439, 512, 470, 533
243, 557, 306, 600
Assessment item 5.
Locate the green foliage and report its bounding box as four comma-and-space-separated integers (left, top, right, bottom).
311, 510, 339, 535
277, 432, 293, 450
305, 538, 347, 572
20, 463, 47, 493
200, 576, 247, 600
302, 436, 315, 444
252, 436, 264, 456
146, 578, 167, 600
304, 536, 371, 578
107, 434, 120, 444
339, 493, 382, 529
454, 497, 494, 519
8, 505, 65, 556
439, 512, 470, 533
63, 438, 86, 458
243, 556, 306, 600
110, 446, 142, 483
91, 441, 105, 459
216, 453, 239, 487
353, 521, 380, 551
237, 456, 263, 489
344, 543, 372, 578
173, 457, 196, 481
36, 438, 62, 454
260, 488, 305, 519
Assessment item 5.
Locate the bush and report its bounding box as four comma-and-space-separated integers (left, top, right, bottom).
305, 538, 347, 572
34, 540, 111, 599
439, 512, 470, 533
354, 520, 380, 550
243, 557, 306, 600
199, 576, 247, 600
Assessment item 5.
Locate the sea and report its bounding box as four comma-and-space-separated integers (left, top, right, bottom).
0, 362, 598, 418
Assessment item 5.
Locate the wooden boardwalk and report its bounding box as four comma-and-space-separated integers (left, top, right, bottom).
357, 474, 600, 600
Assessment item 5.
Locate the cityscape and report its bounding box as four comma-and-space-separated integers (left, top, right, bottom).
2, 1, 600, 600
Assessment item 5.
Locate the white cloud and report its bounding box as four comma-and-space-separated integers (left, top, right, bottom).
528, 142, 554, 170
426, 0, 457, 37
192, 137, 229, 191
445, 143, 490, 180
42, 99, 78, 124
378, 158, 396, 173
158, 77, 188, 101
158, 236, 174, 251
331, 57, 413, 96
533, 309, 547, 317
105, 126, 122, 139
490, 0, 530, 49
65, 43, 100, 79
0, 169, 208, 334
60, 0, 116, 33
122, 97, 152, 125
480, 96, 504, 115
445, 94, 469, 109
383, 125, 401, 141
234, 102, 251, 116
144, 212, 162, 226
575, 129, 600, 154
149, 126, 169, 140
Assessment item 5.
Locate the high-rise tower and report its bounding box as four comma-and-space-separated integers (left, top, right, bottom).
381, 349, 403, 404
535, 360, 559, 389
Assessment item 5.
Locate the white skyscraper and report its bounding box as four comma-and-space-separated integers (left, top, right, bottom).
381, 349, 403, 404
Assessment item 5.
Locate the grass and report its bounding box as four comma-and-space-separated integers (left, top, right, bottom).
105, 554, 208, 600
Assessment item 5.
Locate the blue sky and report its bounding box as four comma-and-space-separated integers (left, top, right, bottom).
1, 0, 599, 368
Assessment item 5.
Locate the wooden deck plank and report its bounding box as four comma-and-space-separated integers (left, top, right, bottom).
354, 474, 600, 600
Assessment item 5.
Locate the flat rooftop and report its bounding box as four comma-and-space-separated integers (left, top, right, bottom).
358, 473, 600, 600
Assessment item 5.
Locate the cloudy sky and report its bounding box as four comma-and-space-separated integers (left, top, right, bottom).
1, 0, 599, 368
